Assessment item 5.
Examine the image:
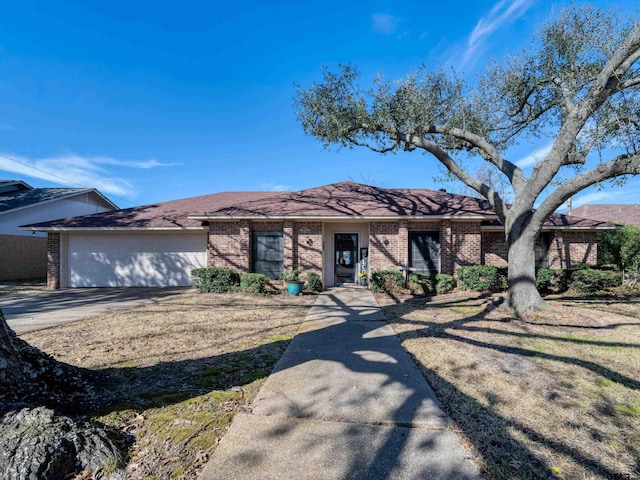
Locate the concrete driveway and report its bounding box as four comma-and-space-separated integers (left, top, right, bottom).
0, 287, 189, 334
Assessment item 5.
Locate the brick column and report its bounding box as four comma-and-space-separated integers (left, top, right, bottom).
239, 220, 251, 273
398, 220, 409, 266
439, 220, 453, 275
283, 220, 294, 270
47, 233, 61, 289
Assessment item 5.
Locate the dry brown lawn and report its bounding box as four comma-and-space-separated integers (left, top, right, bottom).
381, 293, 640, 480
21, 291, 315, 480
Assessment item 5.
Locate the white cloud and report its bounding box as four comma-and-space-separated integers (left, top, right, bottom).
372, 13, 399, 35
0, 153, 171, 198
571, 189, 627, 209
461, 0, 532, 66
260, 182, 292, 192
515, 143, 553, 168
98, 158, 177, 169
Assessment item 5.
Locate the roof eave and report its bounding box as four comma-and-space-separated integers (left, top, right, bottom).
23, 226, 209, 232
188, 214, 499, 221
0, 188, 118, 216
480, 225, 619, 231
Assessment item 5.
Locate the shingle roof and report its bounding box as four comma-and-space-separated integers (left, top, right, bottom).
569, 204, 640, 228
0, 187, 100, 214
28, 181, 614, 230
192, 182, 494, 218
28, 191, 283, 229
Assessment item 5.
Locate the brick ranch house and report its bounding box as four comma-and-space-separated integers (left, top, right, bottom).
27, 182, 613, 289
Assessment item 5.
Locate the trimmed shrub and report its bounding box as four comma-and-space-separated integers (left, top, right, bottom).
496, 267, 508, 291
536, 268, 553, 292
569, 268, 622, 294
370, 270, 404, 294
408, 273, 435, 295
305, 272, 323, 292
191, 267, 240, 293
568, 262, 593, 272
457, 265, 499, 292
240, 273, 270, 295
435, 274, 455, 294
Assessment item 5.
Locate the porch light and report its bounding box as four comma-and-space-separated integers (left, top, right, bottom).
382, 235, 389, 246
306, 236, 313, 246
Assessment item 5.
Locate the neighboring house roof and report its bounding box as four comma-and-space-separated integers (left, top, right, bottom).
0, 179, 32, 194
0, 180, 118, 215
569, 204, 640, 228
28, 181, 615, 231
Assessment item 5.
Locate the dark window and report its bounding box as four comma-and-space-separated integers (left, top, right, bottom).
409, 231, 440, 275
252, 231, 283, 280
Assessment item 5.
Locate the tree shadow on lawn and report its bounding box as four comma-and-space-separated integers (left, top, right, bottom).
84, 339, 294, 414
383, 298, 640, 479
23, 291, 636, 479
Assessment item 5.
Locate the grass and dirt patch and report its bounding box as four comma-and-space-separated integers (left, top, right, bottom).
20, 291, 315, 479
0, 278, 47, 296
380, 292, 640, 479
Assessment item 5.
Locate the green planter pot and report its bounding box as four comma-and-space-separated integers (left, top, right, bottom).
286, 280, 304, 295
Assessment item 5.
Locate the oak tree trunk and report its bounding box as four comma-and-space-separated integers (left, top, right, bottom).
506, 215, 548, 316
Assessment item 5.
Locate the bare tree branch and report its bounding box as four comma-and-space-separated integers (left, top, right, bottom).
533, 153, 640, 226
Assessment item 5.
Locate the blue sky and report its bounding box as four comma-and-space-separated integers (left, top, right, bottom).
0, 0, 638, 210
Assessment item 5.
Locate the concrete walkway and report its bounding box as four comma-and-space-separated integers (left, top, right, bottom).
200, 288, 481, 480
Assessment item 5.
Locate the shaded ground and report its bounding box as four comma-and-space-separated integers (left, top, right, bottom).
21, 291, 315, 480
0, 278, 47, 296
380, 292, 640, 480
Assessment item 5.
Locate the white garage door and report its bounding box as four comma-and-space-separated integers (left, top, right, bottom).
67, 232, 207, 287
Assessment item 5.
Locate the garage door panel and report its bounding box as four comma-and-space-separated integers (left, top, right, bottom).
67, 233, 207, 287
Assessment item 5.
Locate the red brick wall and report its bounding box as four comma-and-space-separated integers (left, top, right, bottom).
482, 231, 508, 267
370, 222, 401, 271
452, 222, 481, 273
295, 222, 322, 272
548, 231, 597, 268
205, 219, 598, 279
207, 221, 251, 273
0, 234, 47, 281
47, 233, 61, 289
207, 221, 323, 275
370, 220, 484, 275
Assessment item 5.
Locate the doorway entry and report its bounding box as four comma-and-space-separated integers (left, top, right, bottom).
334, 233, 358, 284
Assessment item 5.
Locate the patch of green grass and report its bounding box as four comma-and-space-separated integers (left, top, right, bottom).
171, 466, 186, 479
268, 334, 292, 342
615, 403, 640, 416
117, 360, 138, 369
100, 457, 120, 476
596, 378, 616, 388
137, 389, 197, 407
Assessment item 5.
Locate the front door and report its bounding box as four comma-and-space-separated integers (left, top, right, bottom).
335, 233, 358, 284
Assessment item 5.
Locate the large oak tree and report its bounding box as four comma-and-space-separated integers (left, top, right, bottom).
296, 5, 640, 315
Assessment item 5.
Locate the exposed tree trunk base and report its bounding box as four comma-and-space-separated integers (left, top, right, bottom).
507, 293, 558, 318
0, 404, 126, 480
0, 308, 103, 411
0, 308, 126, 479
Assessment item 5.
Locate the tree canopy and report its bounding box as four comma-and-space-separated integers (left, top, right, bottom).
297, 5, 640, 223
296, 4, 640, 314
